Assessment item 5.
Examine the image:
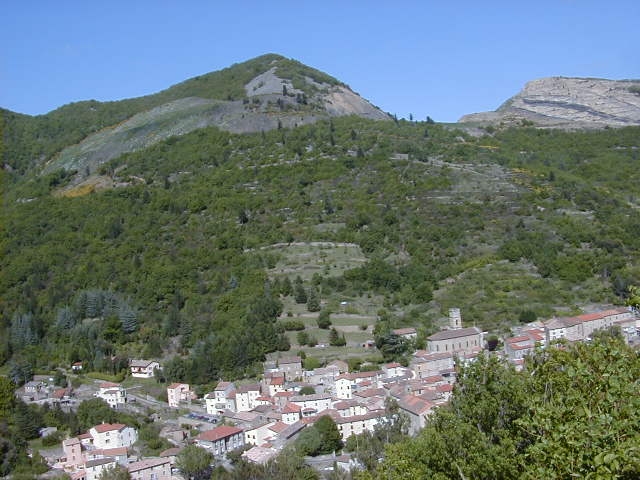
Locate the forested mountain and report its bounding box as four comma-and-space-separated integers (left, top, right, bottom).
2, 53, 386, 178
2, 55, 640, 385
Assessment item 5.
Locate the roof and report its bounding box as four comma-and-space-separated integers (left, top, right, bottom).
354, 388, 387, 399
63, 437, 80, 447
334, 400, 358, 410
196, 425, 243, 442
160, 447, 182, 457
278, 356, 301, 365
243, 446, 279, 464
90, 447, 128, 457
237, 384, 260, 393
282, 402, 302, 413
127, 457, 170, 473
291, 393, 331, 402
129, 359, 158, 368
167, 382, 189, 390
92, 423, 127, 433
274, 391, 293, 398
215, 381, 233, 391
413, 351, 454, 361
333, 410, 385, 424
85, 457, 116, 468
99, 382, 120, 388
421, 375, 445, 384
392, 327, 417, 336
428, 326, 482, 341
398, 395, 434, 416
326, 359, 349, 372
52, 388, 68, 399
268, 421, 289, 434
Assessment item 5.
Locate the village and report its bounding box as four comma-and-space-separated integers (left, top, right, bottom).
19, 306, 639, 479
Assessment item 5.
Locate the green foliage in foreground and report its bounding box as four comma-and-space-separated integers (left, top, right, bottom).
361, 333, 640, 480
176, 445, 213, 480
214, 447, 319, 480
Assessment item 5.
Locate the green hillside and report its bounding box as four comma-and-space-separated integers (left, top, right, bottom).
2, 109, 640, 381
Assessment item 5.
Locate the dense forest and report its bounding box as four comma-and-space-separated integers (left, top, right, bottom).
2, 109, 640, 383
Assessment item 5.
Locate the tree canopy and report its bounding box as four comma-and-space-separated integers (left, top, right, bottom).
364, 334, 640, 479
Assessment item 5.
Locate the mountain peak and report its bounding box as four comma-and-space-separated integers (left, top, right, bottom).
2, 54, 389, 176
459, 76, 640, 128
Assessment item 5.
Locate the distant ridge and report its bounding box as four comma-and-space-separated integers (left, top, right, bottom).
459, 77, 640, 128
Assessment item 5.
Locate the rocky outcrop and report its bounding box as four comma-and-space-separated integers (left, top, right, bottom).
460, 77, 640, 128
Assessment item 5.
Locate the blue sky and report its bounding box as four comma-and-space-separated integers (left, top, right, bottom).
2, 1, 638, 122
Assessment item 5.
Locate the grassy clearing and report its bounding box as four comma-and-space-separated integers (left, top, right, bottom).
266, 242, 367, 281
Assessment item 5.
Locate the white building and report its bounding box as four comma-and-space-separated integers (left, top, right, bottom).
244, 421, 277, 446
290, 393, 332, 417
89, 423, 138, 449
95, 382, 127, 409
235, 384, 261, 412
205, 381, 236, 415
129, 360, 160, 379
334, 410, 384, 440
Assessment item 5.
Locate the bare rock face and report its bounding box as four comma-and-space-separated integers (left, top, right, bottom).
322, 86, 389, 120
460, 77, 640, 128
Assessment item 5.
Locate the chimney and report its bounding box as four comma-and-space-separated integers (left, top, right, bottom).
449, 308, 462, 330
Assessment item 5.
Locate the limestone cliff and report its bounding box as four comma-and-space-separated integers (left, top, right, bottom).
460, 77, 640, 128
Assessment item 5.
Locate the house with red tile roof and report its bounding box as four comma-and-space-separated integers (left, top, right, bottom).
280, 402, 302, 424
194, 425, 244, 455
398, 395, 435, 434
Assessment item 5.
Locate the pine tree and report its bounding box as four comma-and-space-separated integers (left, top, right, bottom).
55, 306, 76, 330
118, 299, 138, 333
281, 277, 293, 297
294, 276, 307, 304
306, 287, 321, 312
317, 309, 332, 329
